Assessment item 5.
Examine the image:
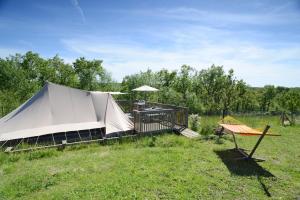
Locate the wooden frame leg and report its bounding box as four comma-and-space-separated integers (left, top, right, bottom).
248, 125, 270, 159
232, 125, 270, 161
232, 133, 239, 149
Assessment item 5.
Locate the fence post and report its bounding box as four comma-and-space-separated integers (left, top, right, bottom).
185, 108, 189, 128
171, 110, 175, 130
133, 111, 136, 132
139, 112, 142, 133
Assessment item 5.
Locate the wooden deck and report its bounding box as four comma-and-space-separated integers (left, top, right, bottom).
117, 100, 189, 134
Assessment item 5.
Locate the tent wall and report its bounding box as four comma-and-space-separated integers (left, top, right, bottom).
48, 84, 97, 124
0, 85, 52, 136
105, 95, 133, 134
90, 92, 109, 122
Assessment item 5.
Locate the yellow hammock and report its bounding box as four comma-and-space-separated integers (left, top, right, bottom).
217, 116, 280, 161
219, 123, 280, 136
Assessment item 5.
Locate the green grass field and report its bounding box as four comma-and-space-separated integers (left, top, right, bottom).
0, 116, 299, 199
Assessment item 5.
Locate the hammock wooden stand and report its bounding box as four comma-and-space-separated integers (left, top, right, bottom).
218, 123, 279, 162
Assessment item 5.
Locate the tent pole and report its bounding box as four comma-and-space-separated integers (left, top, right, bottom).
15, 138, 24, 149
77, 131, 82, 141
88, 129, 92, 140
52, 134, 56, 145
35, 136, 40, 147
1, 140, 8, 148
104, 94, 110, 124
100, 128, 105, 139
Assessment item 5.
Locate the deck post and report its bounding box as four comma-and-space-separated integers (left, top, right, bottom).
184, 108, 189, 128
171, 111, 175, 130
133, 111, 136, 132
139, 112, 142, 133
248, 125, 271, 158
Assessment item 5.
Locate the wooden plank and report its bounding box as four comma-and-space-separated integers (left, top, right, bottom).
179, 128, 199, 138
5, 147, 13, 153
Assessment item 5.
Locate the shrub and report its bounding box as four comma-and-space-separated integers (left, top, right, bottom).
200, 125, 214, 136
190, 114, 200, 131
148, 136, 156, 147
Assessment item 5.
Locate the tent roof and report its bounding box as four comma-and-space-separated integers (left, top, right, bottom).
132, 85, 158, 92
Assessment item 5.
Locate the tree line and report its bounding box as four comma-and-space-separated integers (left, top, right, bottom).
121, 65, 300, 117
0, 52, 114, 116
0, 52, 299, 118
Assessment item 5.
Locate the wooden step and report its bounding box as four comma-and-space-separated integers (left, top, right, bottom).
177, 128, 199, 138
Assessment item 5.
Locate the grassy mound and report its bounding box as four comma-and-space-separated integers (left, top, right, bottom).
219, 115, 243, 125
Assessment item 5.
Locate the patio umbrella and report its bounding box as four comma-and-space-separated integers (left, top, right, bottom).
132, 85, 159, 92
132, 85, 159, 101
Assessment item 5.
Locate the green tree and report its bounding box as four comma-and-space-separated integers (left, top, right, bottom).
174, 65, 194, 102
0, 52, 114, 116
234, 80, 247, 112
259, 85, 276, 112
195, 65, 227, 114
48, 55, 78, 87
73, 57, 110, 90
278, 90, 300, 124
220, 69, 237, 118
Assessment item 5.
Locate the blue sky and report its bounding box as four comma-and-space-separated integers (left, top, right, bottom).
0, 0, 300, 86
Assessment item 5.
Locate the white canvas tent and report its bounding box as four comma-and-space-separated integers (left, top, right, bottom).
0, 82, 133, 142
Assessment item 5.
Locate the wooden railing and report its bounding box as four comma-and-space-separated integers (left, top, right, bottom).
133, 109, 174, 133
146, 102, 188, 128
116, 100, 189, 134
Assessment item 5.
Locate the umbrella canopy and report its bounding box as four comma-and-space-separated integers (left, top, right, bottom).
132, 85, 159, 92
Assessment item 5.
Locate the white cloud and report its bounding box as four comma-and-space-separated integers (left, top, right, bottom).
112, 3, 300, 26
70, 0, 86, 23
61, 32, 300, 87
